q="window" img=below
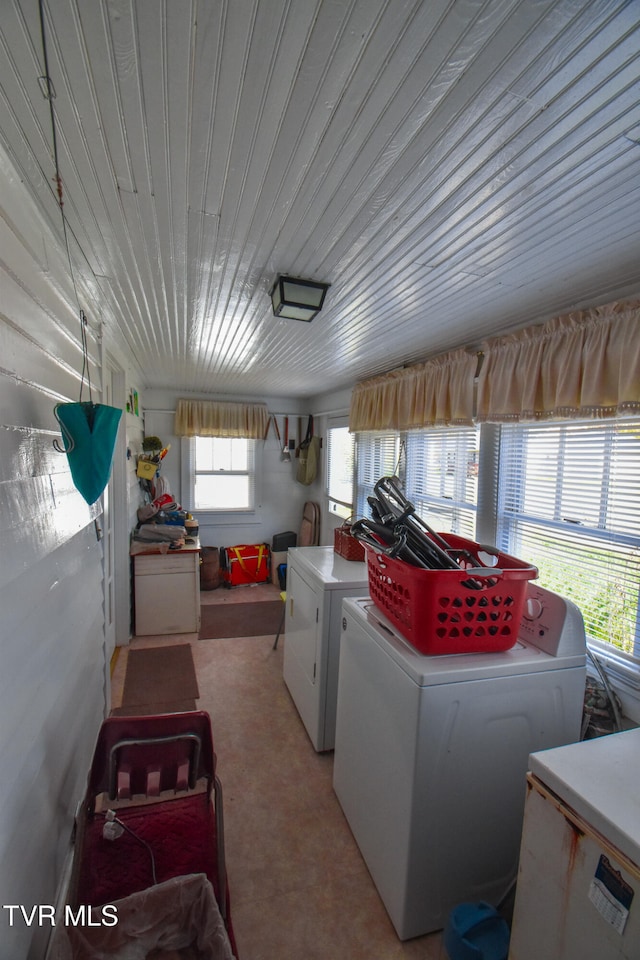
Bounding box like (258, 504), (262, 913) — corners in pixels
(187, 436), (257, 512)
(405, 426), (480, 538)
(350, 415), (640, 679)
(355, 432), (400, 517)
(497, 418), (640, 660)
(326, 422), (355, 520)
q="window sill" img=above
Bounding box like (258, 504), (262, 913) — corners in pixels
(193, 507), (262, 525)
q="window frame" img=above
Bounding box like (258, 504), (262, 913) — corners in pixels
(495, 417), (640, 665)
(326, 417), (356, 521)
(181, 435), (261, 519)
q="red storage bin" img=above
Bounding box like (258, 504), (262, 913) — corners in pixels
(334, 521), (366, 562)
(221, 543), (270, 586)
(365, 533), (537, 655)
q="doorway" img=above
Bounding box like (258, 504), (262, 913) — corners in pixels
(103, 360), (128, 714)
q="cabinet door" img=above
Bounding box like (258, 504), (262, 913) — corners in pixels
(134, 553), (200, 635)
(509, 781), (640, 960)
(286, 565), (321, 684)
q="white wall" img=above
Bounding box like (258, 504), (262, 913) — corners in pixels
(0, 150), (143, 960)
(143, 390), (320, 549)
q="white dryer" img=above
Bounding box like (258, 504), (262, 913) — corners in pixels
(283, 547), (368, 751)
(332, 584), (587, 940)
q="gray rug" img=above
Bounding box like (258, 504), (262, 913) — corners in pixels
(113, 644), (199, 716)
(199, 599), (284, 639)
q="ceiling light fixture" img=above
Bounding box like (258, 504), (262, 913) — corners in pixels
(270, 276), (329, 322)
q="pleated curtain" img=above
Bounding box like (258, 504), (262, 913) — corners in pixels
(476, 299), (640, 422)
(349, 348), (478, 432)
(349, 299), (639, 431)
(174, 399), (269, 438)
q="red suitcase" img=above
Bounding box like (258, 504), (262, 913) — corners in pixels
(221, 543), (270, 586)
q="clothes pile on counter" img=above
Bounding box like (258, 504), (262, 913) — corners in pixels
(133, 476), (199, 547)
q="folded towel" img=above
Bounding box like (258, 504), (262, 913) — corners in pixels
(134, 524), (187, 542)
(137, 503), (159, 522)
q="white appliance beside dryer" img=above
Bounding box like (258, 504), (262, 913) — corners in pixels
(508, 727), (640, 960)
(283, 546), (368, 751)
(332, 584), (587, 940)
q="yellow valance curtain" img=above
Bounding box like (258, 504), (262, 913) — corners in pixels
(476, 299), (640, 422)
(349, 348), (477, 432)
(174, 399), (269, 438)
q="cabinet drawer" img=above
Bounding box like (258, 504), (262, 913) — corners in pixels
(134, 553), (197, 576)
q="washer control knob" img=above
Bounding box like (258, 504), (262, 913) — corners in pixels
(524, 597), (544, 620)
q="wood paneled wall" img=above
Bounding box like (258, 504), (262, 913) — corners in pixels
(0, 151), (142, 960)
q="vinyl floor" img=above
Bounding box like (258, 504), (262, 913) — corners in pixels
(111, 582), (445, 960)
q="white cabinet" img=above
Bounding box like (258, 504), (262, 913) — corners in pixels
(133, 547), (201, 636)
(283, 546), (368, 751)
(509, 729), (640, 960)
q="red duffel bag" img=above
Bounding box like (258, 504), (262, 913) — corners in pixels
(221, 544), (270, 587)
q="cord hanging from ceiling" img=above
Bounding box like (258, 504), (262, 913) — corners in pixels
(38, 0), (92, 405)
(37, 2), (124, 504)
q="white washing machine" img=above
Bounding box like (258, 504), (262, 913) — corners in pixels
(332, 584), (587, 940)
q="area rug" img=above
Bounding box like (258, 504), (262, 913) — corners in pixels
(199, 599), (284, 640)
(111, 699), (197, 717)
(114, 644), (199, 716)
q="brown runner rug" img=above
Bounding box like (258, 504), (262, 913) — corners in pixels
(111, 699), (198, 717)
(199, 599), (284, 640)
(112, 644), (199, 716)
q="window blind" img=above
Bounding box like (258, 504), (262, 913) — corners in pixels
(498, 418), (640, 658)
(355, 433), (400, 517)
(405, 427), (480, 538)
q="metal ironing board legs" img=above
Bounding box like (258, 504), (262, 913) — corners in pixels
(273, 591), (286, 650)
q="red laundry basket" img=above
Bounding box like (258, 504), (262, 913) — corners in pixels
(365, 533), (537, 655)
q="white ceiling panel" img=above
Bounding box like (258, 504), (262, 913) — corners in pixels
(1, 0), (639, 398)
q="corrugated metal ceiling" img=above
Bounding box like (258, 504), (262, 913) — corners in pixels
(1, 0), (639, 398)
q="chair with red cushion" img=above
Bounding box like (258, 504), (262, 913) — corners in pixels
(69, 711), (236, 956)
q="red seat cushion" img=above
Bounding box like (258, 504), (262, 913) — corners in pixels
(76, 795), (219, 907)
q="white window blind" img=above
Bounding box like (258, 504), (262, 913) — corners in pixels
(355, 432), (400, 517)
(498, 418), (640, 659)
(327, 423), (355, 520)
(185, 436), (256, 512)
(404, 427), (480, 538)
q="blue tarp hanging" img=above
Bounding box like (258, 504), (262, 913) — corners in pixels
(54, 401), (122, 505)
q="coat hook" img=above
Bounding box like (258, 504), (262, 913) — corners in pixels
(53, 403), (75, 452)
